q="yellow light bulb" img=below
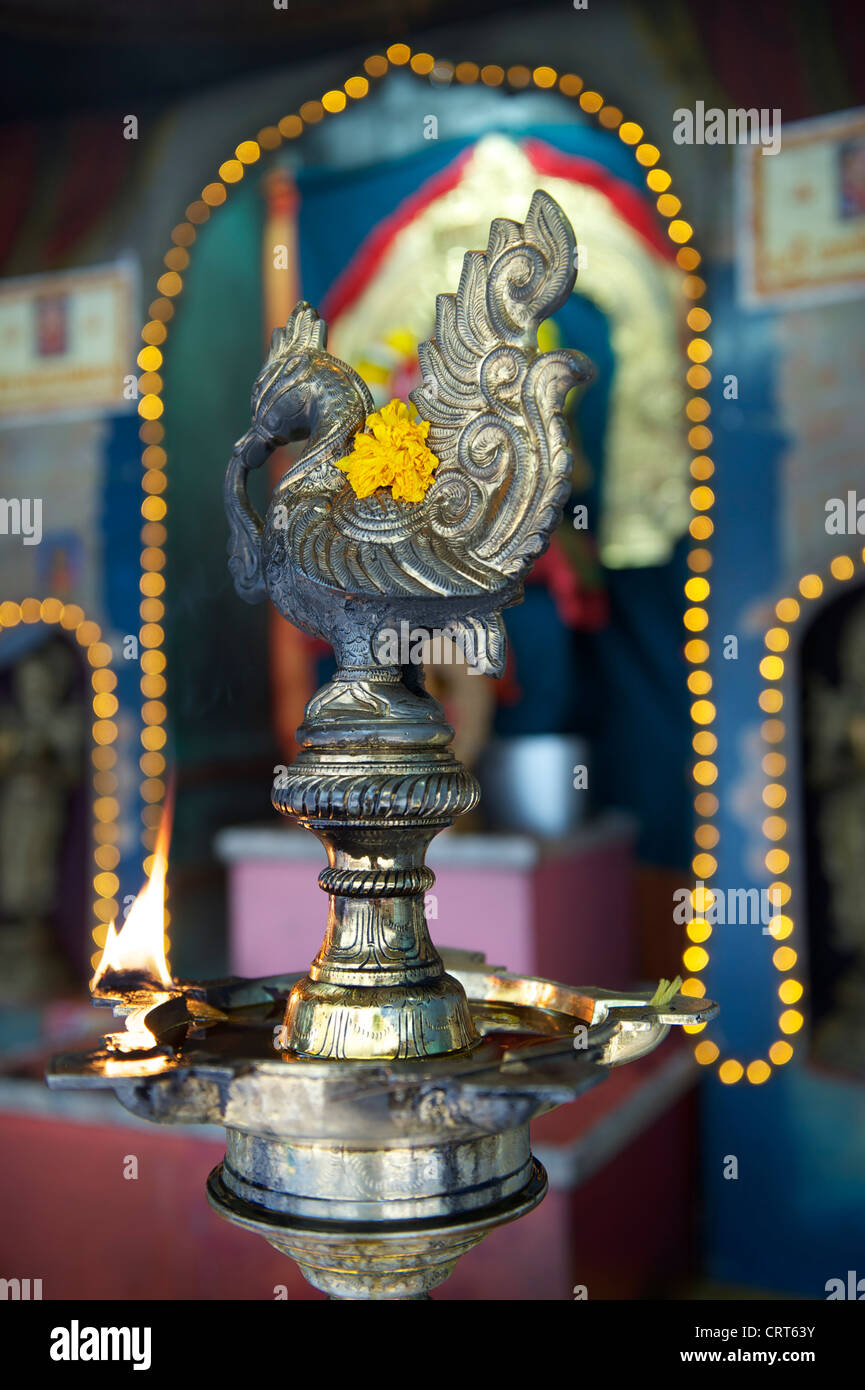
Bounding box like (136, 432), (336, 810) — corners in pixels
(798, 574), (823, 599)
(747, 1060), (771, 1085)
(779, 1009), (804, 1035)
(775, 597), (799, 622)
(760, 657), (784, 682)
(719, 1060), (744, 1084)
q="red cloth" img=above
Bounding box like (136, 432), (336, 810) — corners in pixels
(529, 537), (609, 632)
(0, 123), (38, 270)
(0, 116), (134, 273)
(43, 117), (134, 267)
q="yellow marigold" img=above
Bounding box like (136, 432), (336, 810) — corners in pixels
(334, 399), (439, 503)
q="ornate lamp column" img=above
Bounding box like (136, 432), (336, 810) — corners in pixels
(274, 667), (479, 1058)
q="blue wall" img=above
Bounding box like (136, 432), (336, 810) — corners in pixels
(703, 265), (865, 1295)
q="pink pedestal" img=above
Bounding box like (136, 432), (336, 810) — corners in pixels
(215, 813), (637, 988)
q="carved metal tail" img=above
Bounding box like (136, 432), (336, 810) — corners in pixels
(494, 347), (593, 578)
(225, 428), (269, 603)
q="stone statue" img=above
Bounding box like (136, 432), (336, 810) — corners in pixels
(0, 638), (84, 998)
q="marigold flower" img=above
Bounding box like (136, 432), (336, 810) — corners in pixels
(334, 399), (439, 503)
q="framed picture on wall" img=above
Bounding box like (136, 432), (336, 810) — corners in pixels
(0, 260), (137, 424)
(738, 106), (865, 308)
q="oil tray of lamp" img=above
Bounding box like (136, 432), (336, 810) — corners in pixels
(48, 191), (718, 1301)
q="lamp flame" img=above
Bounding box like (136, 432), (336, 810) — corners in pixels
(91, 792), (175, 1050)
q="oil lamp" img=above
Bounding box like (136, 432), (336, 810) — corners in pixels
(49, 191), (717, 1300)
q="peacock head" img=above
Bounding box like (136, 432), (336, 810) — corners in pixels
(250, 348), (321, 447)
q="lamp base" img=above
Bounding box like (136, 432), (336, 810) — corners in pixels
(207, 1157), (548, 1300)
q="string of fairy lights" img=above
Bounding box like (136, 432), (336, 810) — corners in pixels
(0, 599), (120, 966)
(110, 44), (717, 1043)
(689, 554), (860, 1084)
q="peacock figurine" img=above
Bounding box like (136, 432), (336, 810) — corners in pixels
(224, 189), (591, 678)
(224, 190), (592, 1060)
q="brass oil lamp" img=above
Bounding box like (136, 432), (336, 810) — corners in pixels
(49, 192), (716, 1300)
